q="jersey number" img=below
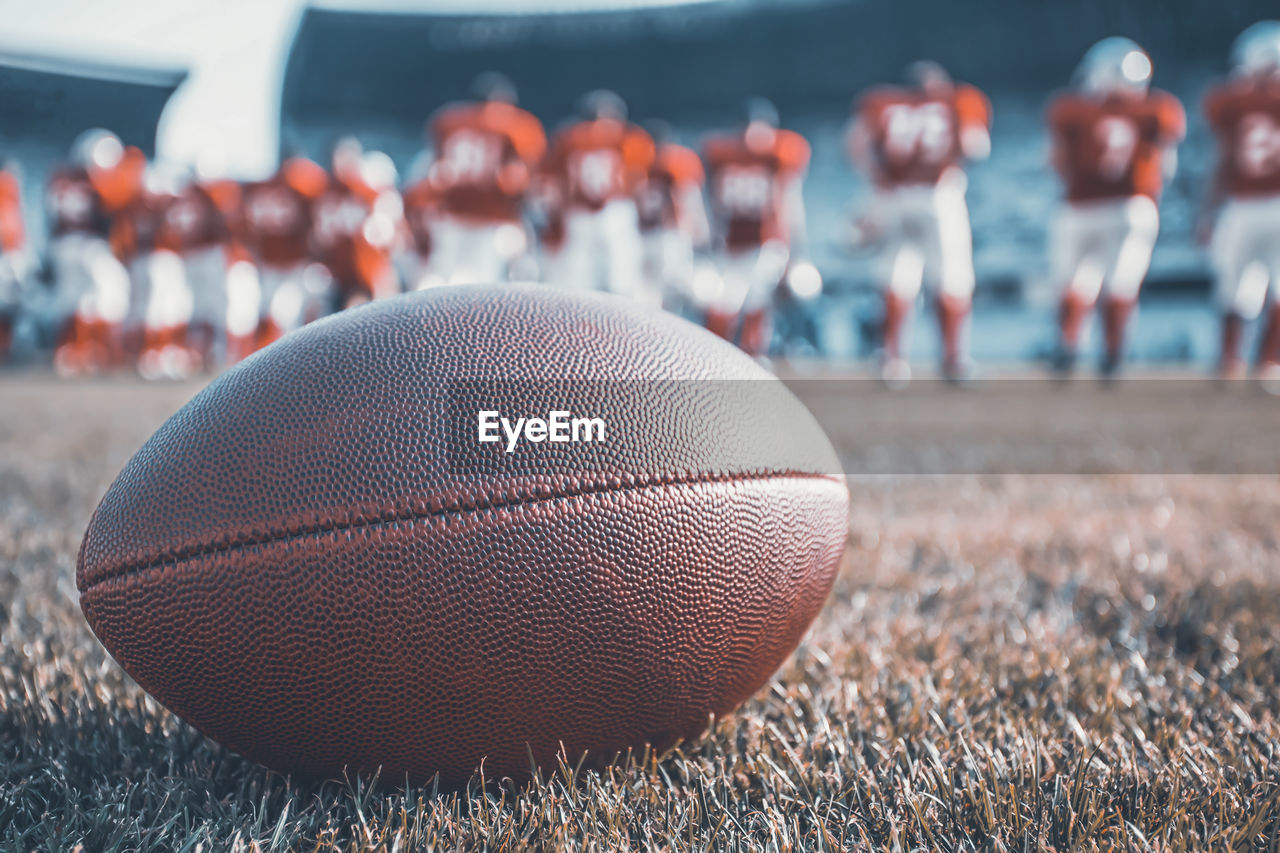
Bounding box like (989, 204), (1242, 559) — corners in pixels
(247, 191), (300, 233)
(441, 130), (503, 184)
(1238, 112), (1280, 179)
(569, 150), (622, 202)
(716, 166), (772, 215)
(314, 197), (370, 245)
(1094, 117), (1138, 181)
(881, 103), (954, 164)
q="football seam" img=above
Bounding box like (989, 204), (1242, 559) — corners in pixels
(80, 469), (848, 591)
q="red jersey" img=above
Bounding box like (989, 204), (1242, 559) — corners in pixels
(429, 101), (546, 222)
(0, 170), (24, 254)
(1205, 77), (1280, 198)
(111, 191), (166, 263)
(636, 143), (704, 232)
(312, 172), (398, 297)
(241, 157), (328, 268)
(47, 146), (145, 239)
(1047, 90), (1186, 202)
(155, 182), (233, 254)
(857, 83), (991, 186)
(704, 127), (810, 249)
(544, 119), (655, 211)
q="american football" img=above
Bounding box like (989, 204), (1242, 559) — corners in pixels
(76, 285), (849, 785)
(4, 0), (1280, 848)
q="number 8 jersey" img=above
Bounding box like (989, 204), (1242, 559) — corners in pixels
(1047, 89), (1185, 202)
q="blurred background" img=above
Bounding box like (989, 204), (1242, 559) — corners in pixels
(2, 0), (1276, 365)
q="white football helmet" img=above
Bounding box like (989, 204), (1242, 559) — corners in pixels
(70, 128), (124, 171)
(1231, 21), (1280, 78)
(1074, 37), (1153, 97)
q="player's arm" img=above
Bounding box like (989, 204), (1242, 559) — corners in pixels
(958, 86), (993, 162)
(1159, 94), (1188, 184)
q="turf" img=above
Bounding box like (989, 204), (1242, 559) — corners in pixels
(1, 376), (1278, 851)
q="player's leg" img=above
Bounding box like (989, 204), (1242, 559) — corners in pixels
(547, 209), (598, 292)
(638, 230), (667, 308)
(185, 246), (230, 370)
(1050, 204), (1103, 376)
(51, 235), (93, 374)
(0, 256), (18, 361)
(603, 200), (644, 301)
(417, 216), (462, 289)
(878, 211), (924, 388)
(490, 220), (529, 283)
(1254, 217), (1280, 390)
(86, 237), (132, 371)
(930, 185), (977, 383)
(139, 249), (195, 380)
(224, 257), (261, 365)
(1210, 200), (1264, 379)
(705, 248), (754, 346)
(1099, 197), (1159, 379)
(737, 240), (789, 358)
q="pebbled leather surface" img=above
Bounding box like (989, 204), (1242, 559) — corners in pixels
(78, 284), (849, 785)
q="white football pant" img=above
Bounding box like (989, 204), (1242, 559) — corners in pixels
(1211, 195), (1280, 320)
(51, 233), (131, 325)
(704, 239), (790, 315)
(414, 216), (528, 289)
(544, 199), (643, 299)
(873, 169), (975, 302)
(1051, 195), (1159, 304)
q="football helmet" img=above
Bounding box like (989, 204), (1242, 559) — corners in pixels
(906, 60), (953, 96)
(743, 97), (780, 149)
(472, 71), (517, 105)
(1231, 21), (1280, 78)
(70, 128), (124, 171)
(330, 135), (364, 181)
(1074, 37), (1153, 97)
(745, 97), (779, 129)
(579, 90), (627, 122)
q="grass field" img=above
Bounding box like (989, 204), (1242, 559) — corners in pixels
(1, 374), (1278, 851)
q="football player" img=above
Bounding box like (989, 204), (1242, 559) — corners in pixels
(702, 99), (811, 357)
(1201, 21), (1280, 384)
(112, 164), (197, 379)
(155, 165), (244, 371)
(311, 137), (402, 311)
(399, 154), (437, 290)
(541, 90), (654, 298)
(240, 150), (329, 348)
(413, 74), (545, 289)
(0, 159), (32, 361)
(1047, 37), (1185, 378)
(848, 61), (991, 386)
(47, 129), (145, 375)
(636, 121), (710, 308)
